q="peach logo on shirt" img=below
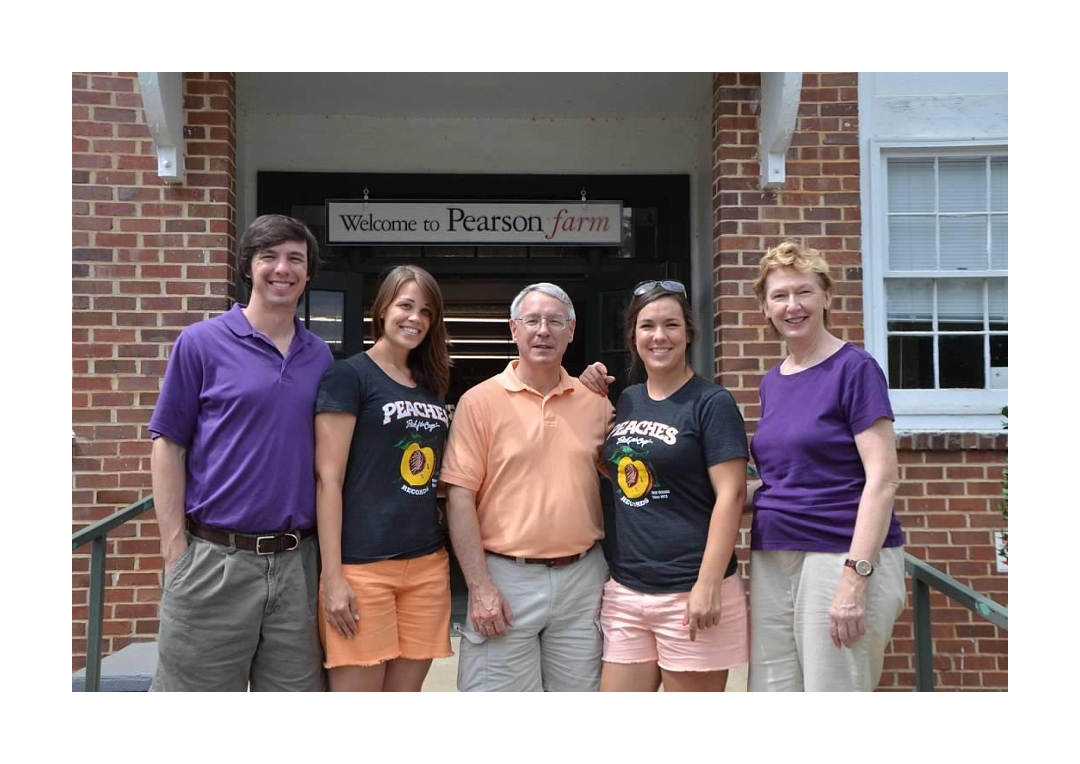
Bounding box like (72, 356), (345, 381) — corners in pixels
(609, 445), (656, 502)
(396, 434), (435, 487)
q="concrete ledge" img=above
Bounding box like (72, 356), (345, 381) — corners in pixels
(72, 641), (157, 692)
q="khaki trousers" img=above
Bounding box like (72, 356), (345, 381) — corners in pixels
(152, 533), (325, 692)
(456, 545), (607, 692)
(748, 547), (905, 692)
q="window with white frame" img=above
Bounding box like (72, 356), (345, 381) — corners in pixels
(882, 152), (1007, 403)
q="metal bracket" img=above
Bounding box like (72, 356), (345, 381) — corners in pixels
(137, 72), (185, 184)
(760, 72), (802, 189)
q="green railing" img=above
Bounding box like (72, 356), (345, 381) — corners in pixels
(72, 494), (155, 692)
(905, 552), (1008, 691)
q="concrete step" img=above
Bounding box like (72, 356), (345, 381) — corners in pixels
(72, 641), (157, 692)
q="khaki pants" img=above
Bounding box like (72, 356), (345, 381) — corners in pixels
(152, 533), (325, 692)
(748, 547), (905, 692)
(456, 546), (607, 692)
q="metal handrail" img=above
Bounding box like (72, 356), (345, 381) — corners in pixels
(905, 552), (1008, 691)
(72, 494), (155, 692)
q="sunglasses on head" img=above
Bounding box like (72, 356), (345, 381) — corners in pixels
(633, 280), (687, 297)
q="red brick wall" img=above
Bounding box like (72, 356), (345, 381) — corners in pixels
(880, 435), (1008, 690)
(71, 72), (237, 671)
(712, 72), (1008, 690)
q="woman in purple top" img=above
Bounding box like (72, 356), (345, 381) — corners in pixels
(748, 241), (905, 692)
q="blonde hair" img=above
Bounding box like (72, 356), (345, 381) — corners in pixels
(753, 240), (834, 328)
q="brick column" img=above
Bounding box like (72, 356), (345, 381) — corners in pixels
(71, 72), (237, 670)
(712, 72), (862, 422)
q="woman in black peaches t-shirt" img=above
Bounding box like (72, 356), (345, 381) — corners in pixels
(314, 265), (452, 692)
(598, 280), (749, 692)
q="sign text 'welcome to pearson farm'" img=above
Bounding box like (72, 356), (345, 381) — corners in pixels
(326, 200), (623, 246)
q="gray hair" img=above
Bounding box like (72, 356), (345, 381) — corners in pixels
(509, 282), (576, 322)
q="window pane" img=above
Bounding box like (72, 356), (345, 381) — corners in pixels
(889, 216), (936, 270)
(938, 279), (984, 327)
(991, 216), (1008, 270)
(616, 207), (659, 260)
(888, 159), (935, 213)
(988, 279), (1007, 324)
(888, 335), (934, 389)
(940, 215), (988, 271)
(990, 335), (1008, 389)
(886, 280), (933, 331)
(309, 290), (344, 354)
(939, 157), (987, 213)
(990, 158), (1008, 212)
(939, 335), (985, 388)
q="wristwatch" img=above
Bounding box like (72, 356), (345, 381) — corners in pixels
(844, 558), (874, 577)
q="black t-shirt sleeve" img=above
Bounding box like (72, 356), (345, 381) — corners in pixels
(316, 358), (363, 415)
(700, 388), (749, 467)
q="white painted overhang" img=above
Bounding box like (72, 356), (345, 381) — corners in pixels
(137, 72), (185, 183)
(759, 72), (802, 189)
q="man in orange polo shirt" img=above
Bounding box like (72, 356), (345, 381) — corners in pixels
(441, 283), (615, 692)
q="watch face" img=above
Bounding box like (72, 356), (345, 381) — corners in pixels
(855, 559), (873, 576)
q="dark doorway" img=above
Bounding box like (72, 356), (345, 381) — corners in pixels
(259, 172), (692, 626)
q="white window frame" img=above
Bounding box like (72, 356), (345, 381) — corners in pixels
(863, 140), (1008, 433)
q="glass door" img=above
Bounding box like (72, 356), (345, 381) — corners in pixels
(297, 271), (364, 358)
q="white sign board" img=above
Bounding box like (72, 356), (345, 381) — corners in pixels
(326, 200), (623, 246)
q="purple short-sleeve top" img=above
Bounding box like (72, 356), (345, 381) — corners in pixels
(750, 343), (904, 552)
(149, 304), (333, 533)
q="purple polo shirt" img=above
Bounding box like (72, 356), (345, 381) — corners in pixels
(149, 303), (333, 533)
(750, 343), (904, 552)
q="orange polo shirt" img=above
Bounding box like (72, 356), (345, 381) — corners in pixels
(441, 361), (615, 558)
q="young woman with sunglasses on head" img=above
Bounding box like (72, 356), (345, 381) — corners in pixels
(588, 280), (750, 692)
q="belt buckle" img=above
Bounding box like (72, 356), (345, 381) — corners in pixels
(544, 558), (556, 568)
(255, 533), (300, 555)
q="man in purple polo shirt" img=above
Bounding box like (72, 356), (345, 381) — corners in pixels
(148, 214), (333, 691)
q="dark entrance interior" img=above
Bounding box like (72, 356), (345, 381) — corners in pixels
(257, 171), (691, 625)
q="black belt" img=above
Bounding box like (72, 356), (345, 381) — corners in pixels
(488, 543), (594, 568)
(187, 520), (315, 555)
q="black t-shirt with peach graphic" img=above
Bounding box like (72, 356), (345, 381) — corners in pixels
(316, 352), (449, 563)
(604, 375), (748, 593)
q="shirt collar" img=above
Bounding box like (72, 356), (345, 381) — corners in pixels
(496, 360), (575, 397)
(222, 302), (313, 346)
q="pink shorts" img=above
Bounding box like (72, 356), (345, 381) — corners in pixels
(600, 576), (749, 673)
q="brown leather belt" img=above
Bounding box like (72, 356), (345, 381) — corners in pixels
(488, 544), (594, 568)
(188, 520), (316, 555)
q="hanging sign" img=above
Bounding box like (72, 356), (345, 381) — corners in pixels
(326, 200), (623, 246)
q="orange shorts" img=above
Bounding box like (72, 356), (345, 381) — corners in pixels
(319, 547), (453, 668)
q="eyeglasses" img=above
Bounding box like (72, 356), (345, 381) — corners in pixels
(633, 280), (687, 297)
(512, 314), (570, 331)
